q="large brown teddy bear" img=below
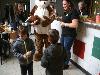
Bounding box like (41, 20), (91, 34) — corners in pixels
(28, 0), (55, 61)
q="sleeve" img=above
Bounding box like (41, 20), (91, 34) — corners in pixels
(41, 49), (48, 68)
(30, 5), (37, 15)
(71, 9), (79, 20)
(13, 41), (24, 61)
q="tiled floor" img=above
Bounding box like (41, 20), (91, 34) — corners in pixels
(0, 35), (86, 75)
(0, 57), (86, 75)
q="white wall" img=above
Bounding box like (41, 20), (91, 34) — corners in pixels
(30, 0), (35, 12)
(72, 23), (100, 75)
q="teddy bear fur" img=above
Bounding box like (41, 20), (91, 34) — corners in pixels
(28, 0), (54, 27)
(28, 0), (55, 61)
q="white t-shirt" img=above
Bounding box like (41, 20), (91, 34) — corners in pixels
(51, 20), (62, 43)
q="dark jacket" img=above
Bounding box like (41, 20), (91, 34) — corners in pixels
(15, 11), (27, 30)
(41, 43), (67, 75)
(77, 9), (88, 16)
(15, 11), (27, 23)
(13, 38), (35, 65)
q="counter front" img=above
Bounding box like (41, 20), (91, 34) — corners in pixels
(71, 22), (100, 75)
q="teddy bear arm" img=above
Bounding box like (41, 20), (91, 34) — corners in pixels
(30, 5), (38, 16)
(47, 6), (54, 16)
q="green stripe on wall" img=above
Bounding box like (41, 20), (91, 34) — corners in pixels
(92, 37), (100, 60)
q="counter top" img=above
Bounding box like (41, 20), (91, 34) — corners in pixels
(81, 22), (100, 30)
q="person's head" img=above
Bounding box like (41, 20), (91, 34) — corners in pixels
(15, 3), (24, 13)
(47, 29), (59, 44)
(78, 1), (85, 10)
(19, 29), (29, 40)
(18, 3), (24, 12)
(62, 0), (73, 11)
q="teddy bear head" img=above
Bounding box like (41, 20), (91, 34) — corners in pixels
(28, 0), (54, 27)
(35, 0), (50, 8)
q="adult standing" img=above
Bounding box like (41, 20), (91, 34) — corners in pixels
(60, 0), (79, 69)
(14, 2), (27, 30)
(77, 1), (88, 16)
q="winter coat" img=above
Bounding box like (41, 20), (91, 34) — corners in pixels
(41, 43), (67, 75)
(13, 38), (35, 65)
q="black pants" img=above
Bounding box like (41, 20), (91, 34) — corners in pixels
(20, 62), (33, 75)
(46, 69), (63, 75)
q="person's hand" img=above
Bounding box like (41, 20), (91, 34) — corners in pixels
(26, 51), (32, 57)
(56, 16), (62, 21)
(19, 20), (23, 24)
(23, 54), (27, 59)
(34, 20), (39, 24)
(31, 22), (34, 26)
(60, 22), (65, 27)
(31, 20), (39, 26)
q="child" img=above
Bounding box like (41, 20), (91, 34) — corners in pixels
(41, 29), (67, 75)
(13, 29), (35, 75)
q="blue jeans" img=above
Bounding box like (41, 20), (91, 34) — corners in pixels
(60, 35), (75, 65)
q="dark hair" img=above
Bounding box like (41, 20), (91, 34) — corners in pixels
(48, 29), (59, 44)
(14, 3), (24, 15)
(19, 29), (29, 37)
(63, 0), (74, 9)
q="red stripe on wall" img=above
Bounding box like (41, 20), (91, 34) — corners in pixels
(73, 39), (85, 59)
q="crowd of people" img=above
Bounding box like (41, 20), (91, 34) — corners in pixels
(0, 0), (89, 75)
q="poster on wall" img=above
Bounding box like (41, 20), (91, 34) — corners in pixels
(92, 36), (100, 60)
